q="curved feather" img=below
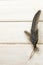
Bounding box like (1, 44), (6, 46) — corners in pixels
(31, 10), (41, 31)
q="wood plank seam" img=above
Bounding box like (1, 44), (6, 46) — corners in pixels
(0, 20), (43, 22)
(0, 43), (42, 45)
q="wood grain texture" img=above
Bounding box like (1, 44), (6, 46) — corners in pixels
(0, 22), (42, 44)
(0, 0), (43, 65)
(0, 0), (43, 21)
(0, 44), (42, 65)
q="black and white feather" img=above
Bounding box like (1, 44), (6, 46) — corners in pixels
(24, 10), (41, 59)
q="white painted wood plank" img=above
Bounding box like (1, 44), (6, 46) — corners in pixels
(0, 1), (43, 65)
(0, 44), (42, 65)
(0, 22), (42, 43)
(0, 0), (43, 21)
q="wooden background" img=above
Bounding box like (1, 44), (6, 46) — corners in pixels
(0, 0), (43, 65)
